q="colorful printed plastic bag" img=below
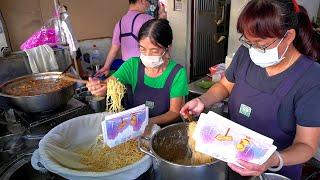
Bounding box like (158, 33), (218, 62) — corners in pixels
(101, 104), (149, 148)
(20, 20), (58, 51)
(193, 111), (277, 166)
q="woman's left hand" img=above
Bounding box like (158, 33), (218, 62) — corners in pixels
(228, 153), (278, 177)
(143, 121), (154, 137)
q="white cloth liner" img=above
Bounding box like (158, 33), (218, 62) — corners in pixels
(34, 113), (157, 180)
(25, 44), (59, 73)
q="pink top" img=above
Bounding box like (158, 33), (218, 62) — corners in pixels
(112, 10), (153, 61)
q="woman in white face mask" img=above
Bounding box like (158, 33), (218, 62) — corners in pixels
(87, 19), (188, 129)
(181, 0), (320, 179)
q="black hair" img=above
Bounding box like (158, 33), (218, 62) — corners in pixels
(129, 0), (138, 4)
(237, 0), (320, 60)
(138, 19), (173, 48)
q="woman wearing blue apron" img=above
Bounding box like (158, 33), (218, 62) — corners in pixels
(95, 0), (154, 77)
(87, 19), (188, 128)
(181, 0), (320, 179)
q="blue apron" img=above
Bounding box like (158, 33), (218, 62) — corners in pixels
(129, 61), (182, 119)
(228, 57), (313, 179)
(119, 13), (142, 43)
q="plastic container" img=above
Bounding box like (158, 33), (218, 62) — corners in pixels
(90, 45), (102, 66)
(212, 74), (222, 82)
(86, 95), (106, 113)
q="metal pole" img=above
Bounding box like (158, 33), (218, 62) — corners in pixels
(53, 0), (66, 44)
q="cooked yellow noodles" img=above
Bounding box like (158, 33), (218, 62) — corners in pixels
(106, 78), (126, 113)
(78, 135), (144, 172)
(188, 122), (214, 165)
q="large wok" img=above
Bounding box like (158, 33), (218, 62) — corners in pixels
(0, 72), (76, 113)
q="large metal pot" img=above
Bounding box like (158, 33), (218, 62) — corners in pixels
(251, 173), (290, 180)
(139, 123), (227, 180)
(0, 72), (75, 113)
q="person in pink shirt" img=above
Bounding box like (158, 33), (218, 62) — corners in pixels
(96, 0), (154, 76)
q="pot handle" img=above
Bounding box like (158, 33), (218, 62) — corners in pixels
(138, 136), (157, 159)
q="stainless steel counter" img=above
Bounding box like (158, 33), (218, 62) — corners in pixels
(188, 76), (212, 95)
(188, 76), (228, 116)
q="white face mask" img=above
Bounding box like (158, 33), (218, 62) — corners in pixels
(249, 34), (289, 68)
(140, 51), (165, 68)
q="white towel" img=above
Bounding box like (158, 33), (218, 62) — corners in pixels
(25, 45), (59, 73)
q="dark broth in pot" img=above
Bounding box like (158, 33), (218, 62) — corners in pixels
(4, 79), (74, 96)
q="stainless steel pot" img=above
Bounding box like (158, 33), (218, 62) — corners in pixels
(0, 72), (75, 113)
(138, 123), (227, 180)
(251, 173), (290, 180)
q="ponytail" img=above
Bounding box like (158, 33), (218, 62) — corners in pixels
(293, 6), (320, 61)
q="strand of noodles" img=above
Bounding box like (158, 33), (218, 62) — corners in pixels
(188, 122), (214, 165)
(106, 78), (126, 113)
(78, 136), (144, 172)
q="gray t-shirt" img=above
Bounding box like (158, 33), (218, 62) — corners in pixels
(225, 46), (320, 136)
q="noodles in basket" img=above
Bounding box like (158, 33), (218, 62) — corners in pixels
(78, 135), (144, 172)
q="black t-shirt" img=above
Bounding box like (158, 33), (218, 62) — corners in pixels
(225, 46), (320, 136)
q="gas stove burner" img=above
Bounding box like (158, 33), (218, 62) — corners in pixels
(14, 98), (93, 134)
(0, 112), (5, 125)
(22, 107), (67, 118)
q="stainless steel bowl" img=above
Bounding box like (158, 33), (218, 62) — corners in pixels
(139, 123), (227, 180)
(0, 72), (75, 113)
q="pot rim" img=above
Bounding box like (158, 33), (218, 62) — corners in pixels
(148, 122), (221, 168)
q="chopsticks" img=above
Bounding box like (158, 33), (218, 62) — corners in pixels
(55, 64), (74, 83)
(61, 75), (88, 84)
(61, 75), (108, 86)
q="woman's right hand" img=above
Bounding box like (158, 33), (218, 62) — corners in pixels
(158, 2), (167, 19)
(94, 66), (109, 77)
(180, 98), (205, 118)
(86, 77), (107, 97)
